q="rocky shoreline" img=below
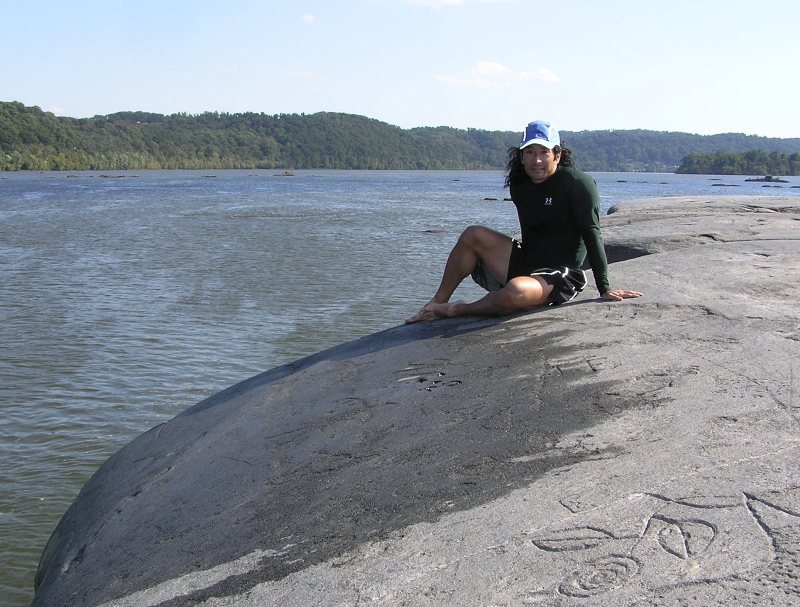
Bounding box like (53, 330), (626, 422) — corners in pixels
(33, 196), (800, 606)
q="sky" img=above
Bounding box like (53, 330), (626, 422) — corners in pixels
(2, 0), (799, 138)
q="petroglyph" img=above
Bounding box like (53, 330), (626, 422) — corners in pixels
(532, 527), (626, 553)
(557, 555), (641, 598)
(395, 363), (464, 392)
(740, 493), (800, 598)
(526, 489), (800, 601)
(648, 516), (715, 560)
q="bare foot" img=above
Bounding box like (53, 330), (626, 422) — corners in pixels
(405, 307), (429, 324)
(405, 299), (436, 324)
(405, 301), (462, 324)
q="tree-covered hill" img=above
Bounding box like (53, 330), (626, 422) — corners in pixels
(3, 101), (800, 172)
(562, 129), (800, 173)
(676, 149), (800, 175)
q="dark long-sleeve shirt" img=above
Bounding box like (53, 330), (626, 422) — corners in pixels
(509, 166), (610, 294)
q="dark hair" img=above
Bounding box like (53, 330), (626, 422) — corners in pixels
(504, 144), (575, 188)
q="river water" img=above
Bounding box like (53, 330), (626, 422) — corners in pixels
(2, 169), (799, 605)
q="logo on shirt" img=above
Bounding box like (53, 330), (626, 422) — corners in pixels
(544, 197), (553, 206)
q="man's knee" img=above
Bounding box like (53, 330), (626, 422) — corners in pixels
(503, 277), (550, 310)
(458, 225), (490, 249)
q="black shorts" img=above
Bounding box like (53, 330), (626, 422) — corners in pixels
(471, 239), (587, 306)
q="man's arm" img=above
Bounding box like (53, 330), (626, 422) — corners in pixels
(571, 175), (643, 301)
(570, 176), (611, 294)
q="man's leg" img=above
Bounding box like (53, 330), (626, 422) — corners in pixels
(409, 275), (553, 322)
(406, 226), (513, 323)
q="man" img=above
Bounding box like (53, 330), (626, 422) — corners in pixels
(405, 120), (642, 324)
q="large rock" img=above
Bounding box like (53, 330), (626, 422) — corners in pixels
(33, 196), (800, 607)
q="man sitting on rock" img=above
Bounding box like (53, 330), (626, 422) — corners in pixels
(406, 120), (642, 324)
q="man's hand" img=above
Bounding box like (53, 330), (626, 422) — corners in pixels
(601, 288), (643, 301)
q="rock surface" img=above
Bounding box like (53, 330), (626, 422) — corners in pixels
(33, 196), (800, 607)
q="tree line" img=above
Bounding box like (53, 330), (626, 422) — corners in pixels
(3, 101), (800, 173)
(676, 150), (800, 175)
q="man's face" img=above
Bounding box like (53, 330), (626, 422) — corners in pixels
(522, 144), (561, 183)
